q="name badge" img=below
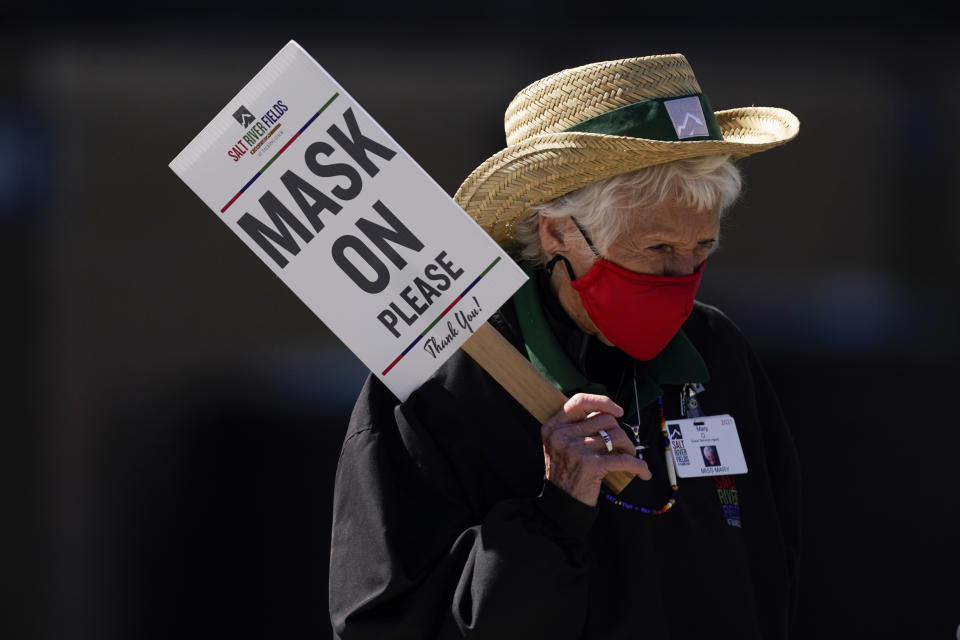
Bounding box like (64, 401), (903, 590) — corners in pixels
(666, 414), (748, 478)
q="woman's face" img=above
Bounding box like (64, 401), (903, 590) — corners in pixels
(538, 198), (720, 345)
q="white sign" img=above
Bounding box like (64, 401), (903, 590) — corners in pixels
(170, 41), (527, 400)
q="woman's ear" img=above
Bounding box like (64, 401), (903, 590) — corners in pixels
(538, 215), (570, 256)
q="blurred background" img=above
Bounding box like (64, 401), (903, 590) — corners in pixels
(2, 3), (959, 638)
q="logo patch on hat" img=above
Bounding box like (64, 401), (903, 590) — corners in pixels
(665, 97), (709, 139)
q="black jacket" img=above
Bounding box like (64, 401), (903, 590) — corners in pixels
(329, 294), (801, 640)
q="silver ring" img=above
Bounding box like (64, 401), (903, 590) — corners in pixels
(597, 429), (613, 453)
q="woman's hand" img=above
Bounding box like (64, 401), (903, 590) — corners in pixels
(541, 393), (652, 506)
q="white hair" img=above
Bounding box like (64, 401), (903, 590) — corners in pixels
(512, 155), (743, 265)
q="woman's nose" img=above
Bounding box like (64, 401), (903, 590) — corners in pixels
(663, 252), (699, 276)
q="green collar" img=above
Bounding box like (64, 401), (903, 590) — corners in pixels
(511, 270), (709, 411)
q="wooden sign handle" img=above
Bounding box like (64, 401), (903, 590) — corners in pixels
(462, 322), (634, 494)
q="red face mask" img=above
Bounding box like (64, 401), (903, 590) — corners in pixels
(547, 252), (703, 361)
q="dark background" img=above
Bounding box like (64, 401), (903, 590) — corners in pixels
(3, 4), (959, 639)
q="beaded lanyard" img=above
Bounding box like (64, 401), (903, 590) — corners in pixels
(600, 363), (679, 515)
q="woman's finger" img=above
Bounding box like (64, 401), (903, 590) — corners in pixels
(542, 394), (622, 440)
(583, 426), (635, 456)
(561, 412), (620, 437)
(561, 393), (623, 422)
(600, 454), (653, 481)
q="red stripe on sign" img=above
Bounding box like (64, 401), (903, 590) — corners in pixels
(220, 190), (245, 214)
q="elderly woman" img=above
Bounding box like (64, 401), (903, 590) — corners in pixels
(329, 55), (801, 640)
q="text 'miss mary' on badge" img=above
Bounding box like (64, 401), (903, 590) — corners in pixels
(169, 41), (527, 401)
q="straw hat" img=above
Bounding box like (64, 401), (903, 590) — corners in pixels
(453, 54), (799, 249)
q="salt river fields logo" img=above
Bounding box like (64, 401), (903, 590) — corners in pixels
(227, 100), (290, 161)
(668, 422), (690, 467)
(670, 440), (690, 466)
(233, 106), (256, 128)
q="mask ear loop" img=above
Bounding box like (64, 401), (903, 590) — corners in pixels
(544, 216), (601, 281)
(568, 217), (601, 258)
(545, 253), (577, 281)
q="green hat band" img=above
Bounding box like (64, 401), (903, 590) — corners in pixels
(564, 93), (723, 142)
